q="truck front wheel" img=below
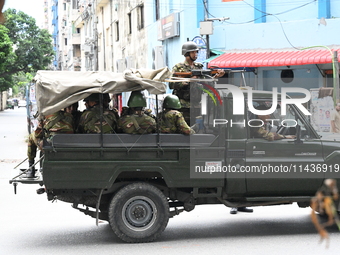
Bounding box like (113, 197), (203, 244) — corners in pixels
(108, 182), (169, 243)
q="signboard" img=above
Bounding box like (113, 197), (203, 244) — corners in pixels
(157, 12), (180, 41)
(192, 36), (207, 64)
(310, 88), (333, 132)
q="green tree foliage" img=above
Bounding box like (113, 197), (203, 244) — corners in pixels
(0, 9), (54, 91)
(0, 24), (12, 70)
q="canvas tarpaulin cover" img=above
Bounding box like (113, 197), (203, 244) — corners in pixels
(34, 67), (172, 116)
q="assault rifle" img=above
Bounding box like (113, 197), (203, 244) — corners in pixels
(172, 69), (220, 78)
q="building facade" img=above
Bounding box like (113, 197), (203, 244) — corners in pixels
(49, 1), (340, 99)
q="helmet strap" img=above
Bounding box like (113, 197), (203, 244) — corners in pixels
(185, 55), (195, 65)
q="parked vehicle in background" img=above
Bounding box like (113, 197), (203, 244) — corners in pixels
(6, 99), (14, 110)
(11, 98), (18, 106)
(18, 100), (27, 108)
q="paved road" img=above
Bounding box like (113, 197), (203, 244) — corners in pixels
(0, 107), (339, 255)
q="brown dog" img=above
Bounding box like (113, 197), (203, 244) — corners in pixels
(311, 179), (340, 248)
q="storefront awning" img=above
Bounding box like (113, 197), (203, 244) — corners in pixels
(208, 48), (339, 68)
(203, 49), (225, 63)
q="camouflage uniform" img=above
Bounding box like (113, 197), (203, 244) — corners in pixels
(158, 109), (195, 135)
(253, 126), (284, 141)
(27, 111), (74, 161)
(118, 114), (156, 134)
(171, 60), (203, 125)
(144, 108), (156, 119)
(77, 105), (118, 134)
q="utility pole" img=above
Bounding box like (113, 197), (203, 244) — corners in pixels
(200, 1), (229, 60)
(334, 51), (339, 104)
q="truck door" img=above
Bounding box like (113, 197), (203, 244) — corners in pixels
(245, 102), (324, 196)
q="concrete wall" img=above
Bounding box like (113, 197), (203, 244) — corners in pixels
(209, 0), (340, 51)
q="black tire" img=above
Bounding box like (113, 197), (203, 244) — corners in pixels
(108, 182), (169, 243)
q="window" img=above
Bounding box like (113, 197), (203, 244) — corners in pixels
(127, 13), (132, 34)
(115, 21), (119, 41)
(247, 101), (317, 139)
(65, 38), (67, 46)
(137, 4), (144, 30)
(73, 44), (81, 57)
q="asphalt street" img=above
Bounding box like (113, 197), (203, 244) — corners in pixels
(0, 107), (339, 255)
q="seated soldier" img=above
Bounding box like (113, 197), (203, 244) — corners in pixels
(118, 91), (156, 134)
(158, 95), (195, 135)
(77, 93), (118, 134)
(26, 108), (74, 178)
(65, 102), (81, 132)
(103, 93), (120, 120)
(250, 104), (295, 141)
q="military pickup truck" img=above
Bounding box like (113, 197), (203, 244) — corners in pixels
(10, 68), (340, 243)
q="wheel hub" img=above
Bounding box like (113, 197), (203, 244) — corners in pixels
(122, 196), (158, 231)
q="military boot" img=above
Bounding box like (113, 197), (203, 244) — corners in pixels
(25, 160), (36, 178)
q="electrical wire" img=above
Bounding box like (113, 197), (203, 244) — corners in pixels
(239, 0), (338, 104)
(201, 0), (216, 19)
(242, 0), (317, 16)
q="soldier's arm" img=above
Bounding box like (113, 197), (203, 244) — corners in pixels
(176, 112), (195, 135)
(171, 65), (189, 90)
(256, 127), (284, 141)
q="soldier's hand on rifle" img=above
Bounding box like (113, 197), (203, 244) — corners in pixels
(213, 69), (225, 78)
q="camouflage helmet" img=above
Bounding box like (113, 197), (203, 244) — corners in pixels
(182, 41), (199, 56)
(163, 95), (181, 109)
(128, 91), (147, 108)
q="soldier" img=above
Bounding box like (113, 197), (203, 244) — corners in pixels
(158, 95), (195, 135)
(77, 93), (118, 134)
(26, 109), (74, 178)
(144, 108), (156, 119)
(171, 41), (224, 125)
(65, 102), (81, 132)
(118, 91), (156, 134)
(103, 93), (120, 121)
(171, 41), (203, 125)
(250, 104), (295, 141)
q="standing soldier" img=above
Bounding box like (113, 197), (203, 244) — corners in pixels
(158, 95), (195, 135)
(171, 41), (224, 125)
(26, 109), (74, 178)
(77, 93), (118, 134)
(171, 41), (203, 125)
(118, 91), (156, 134)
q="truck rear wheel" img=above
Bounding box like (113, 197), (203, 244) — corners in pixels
(108, 182), (169, 243)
